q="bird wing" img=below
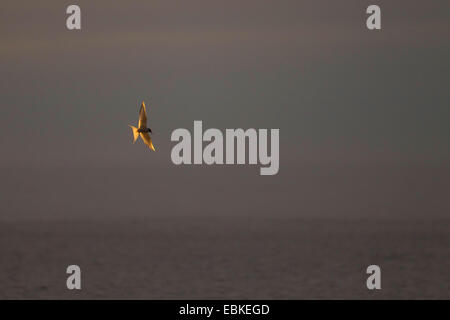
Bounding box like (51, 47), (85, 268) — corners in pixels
(140, 132), (155, 151)
(138, 101), (148, 129)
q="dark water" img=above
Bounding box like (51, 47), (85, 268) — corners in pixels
(0, 218), (448, 299)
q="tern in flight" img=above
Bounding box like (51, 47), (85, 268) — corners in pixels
(129, 101), (156, 151)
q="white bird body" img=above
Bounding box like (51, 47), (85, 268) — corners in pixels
(129, 101), (155, 151)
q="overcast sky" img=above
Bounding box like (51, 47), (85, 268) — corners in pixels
(0, 1), (449, 219)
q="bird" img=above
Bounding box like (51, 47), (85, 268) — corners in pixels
(129, 101), (156, 151)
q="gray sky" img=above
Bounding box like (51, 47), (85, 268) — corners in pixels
(0, 1), (449, 219)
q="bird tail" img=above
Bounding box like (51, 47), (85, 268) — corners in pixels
(128, 125), (139, 143)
